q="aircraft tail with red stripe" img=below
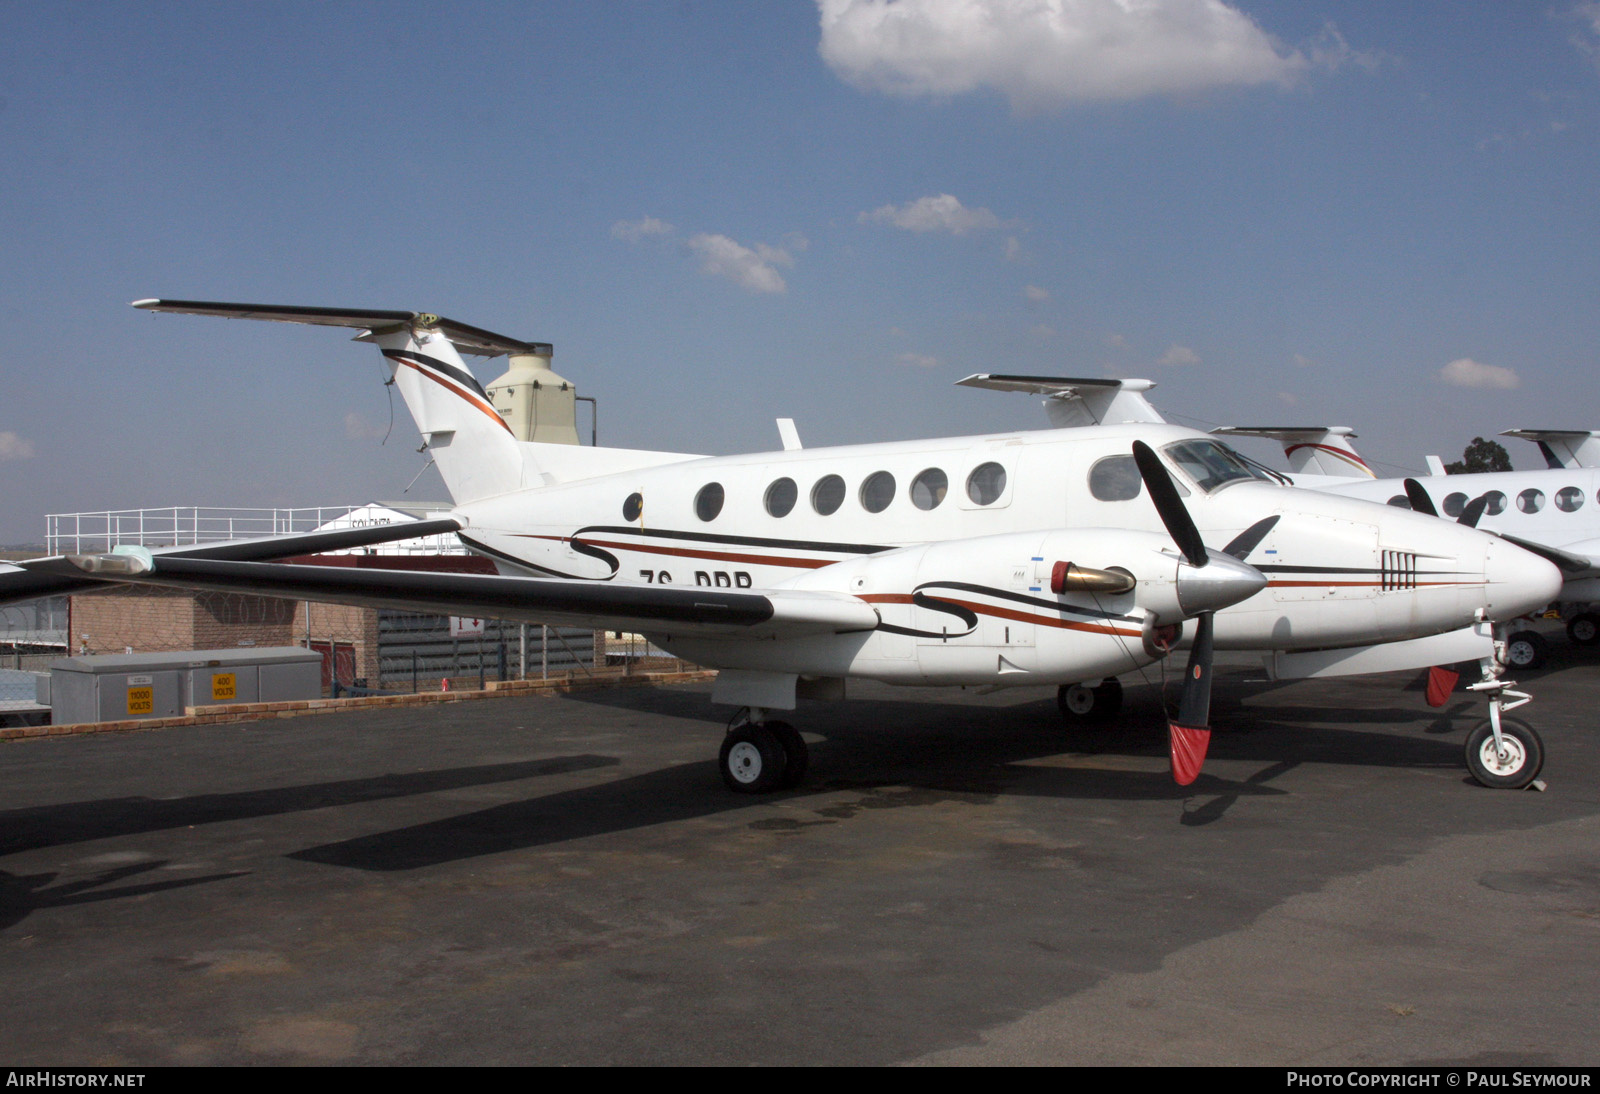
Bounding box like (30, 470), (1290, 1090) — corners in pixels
(1210, 426), (1375, 479)
(370, 325), (527, 503)
(132, 300), (705, 506)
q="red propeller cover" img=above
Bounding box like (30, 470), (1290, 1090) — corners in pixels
(1425, 665), (1459, 708)
(1169, 721), (1211, 785)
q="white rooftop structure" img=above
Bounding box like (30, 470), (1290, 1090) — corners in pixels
(45, 503), (465, 557)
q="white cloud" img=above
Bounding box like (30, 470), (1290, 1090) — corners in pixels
(1156, 343), (1200, 367)
(1571, 3), (1600, 70)
(897, 352), (940, 368)
(1291, 352), (1314, 368)
(1276, 391), (1299, 406)
(1103, 332), (1129, 350)
(1030, 323), (1056, 340)
(687, 233), (793, 294)
(1004, 236), (1023, 261)
(1023, 284), (1050, 303)
(0, 432), (34, 460)
(1439, 357), (1520, 390)
(818, 0), (1311, 111)
(611, 216), (675, 242)
(862, 194), (1001, 235)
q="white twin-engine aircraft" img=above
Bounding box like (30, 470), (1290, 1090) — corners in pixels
(14, 301), (1562, 793)
(1214, 425), (1600, 669)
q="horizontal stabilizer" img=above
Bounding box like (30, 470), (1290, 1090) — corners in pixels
(132, 299), (546, 358)
(1499, 429), (1600, 470)
(50, 555), (880, 639)
(957, 374), (1164, 428)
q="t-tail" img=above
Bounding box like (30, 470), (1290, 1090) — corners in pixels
(1210, 426), (1374, 479)
(131, 300), (698, 505)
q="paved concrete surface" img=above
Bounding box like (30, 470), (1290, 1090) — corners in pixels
(1, 645), (1596, 1066)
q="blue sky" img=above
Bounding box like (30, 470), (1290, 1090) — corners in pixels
(2, 1), (1598, 543)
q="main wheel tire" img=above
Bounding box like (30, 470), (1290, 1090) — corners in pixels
(766, 720), (808, 789)
(1464, 717), (1544, 790)
(1504, 630), (1549, 670)
(1566, 613), (1600, 646)
(719, 724), (788, 793)
(1057, 678), (1123, 725)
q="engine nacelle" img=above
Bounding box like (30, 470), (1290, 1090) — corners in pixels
(658, 528), (1261, 688)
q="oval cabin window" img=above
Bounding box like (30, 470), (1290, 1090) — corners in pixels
(860, 471), (896, 514)
(967, 462), (1007, 506)
(765, 478), (798, 518)
(910, 468), (947, 511)
(812, 474), (846, 516)
(695, 483), (725, 522)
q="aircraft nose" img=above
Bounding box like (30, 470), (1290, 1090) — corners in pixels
(1176, 550), (1269, 616)
(1482, 537), (1563, 621)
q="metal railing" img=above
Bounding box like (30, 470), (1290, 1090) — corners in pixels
(45, 505), (464, 556)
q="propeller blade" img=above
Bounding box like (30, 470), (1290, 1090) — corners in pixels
(1403, 478), (1438, 517)
(1457, 495), (1488, 528)
(1132, 441), (1208, 568)
(1220, 515), (1280, 561)
(1175, 611), (1215, 728)
(1169, 611), (1215, 786)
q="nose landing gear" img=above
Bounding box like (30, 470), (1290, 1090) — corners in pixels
(1463, 633), (1545, 790)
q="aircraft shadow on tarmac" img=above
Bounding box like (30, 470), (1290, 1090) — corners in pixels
(0, 673), (1494, 878)
(0, 755), (618, 857)
(288, 680), (1480, 872)
(0, 860), (249, 931)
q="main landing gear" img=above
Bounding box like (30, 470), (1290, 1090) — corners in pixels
(1056, 677), (1123, 725)
(1463, 631), (1545, 790)
(720, 708), (808, 793)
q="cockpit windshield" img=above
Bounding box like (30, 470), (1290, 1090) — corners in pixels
(1161, 439), (1274, 494)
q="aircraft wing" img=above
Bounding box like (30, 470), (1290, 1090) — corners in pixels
(1494, 533), (1600, 576)
(0, 518), (463, 606)
(38, 554), (880, 639)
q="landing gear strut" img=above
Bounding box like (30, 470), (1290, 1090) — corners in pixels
(1057, 677), (1123, 724)
(719, 708), (808, 793)
(1463, 632), (1545, 790)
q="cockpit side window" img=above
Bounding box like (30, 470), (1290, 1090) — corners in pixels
(1161, 440), (1266, 494)
(1088, 455), (1143, 501)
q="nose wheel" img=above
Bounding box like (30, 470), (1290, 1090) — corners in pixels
(1464, 634), (1544, 790)
(1464, 716), (1543, 789)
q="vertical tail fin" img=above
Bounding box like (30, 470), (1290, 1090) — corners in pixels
(1499, 430), (1600, 470)
(371, 327), (526, 503)
(1210, 426), (1374, 479)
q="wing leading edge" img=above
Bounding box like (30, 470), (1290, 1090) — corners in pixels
(46, 553), (881, 639)
(1, 518), (464, 606)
